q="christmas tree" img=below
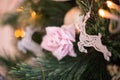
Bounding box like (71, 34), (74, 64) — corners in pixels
(0, 0), (120, 80)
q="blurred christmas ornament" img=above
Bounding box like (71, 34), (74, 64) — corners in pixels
(17, 26), (42, 56)
(76, 11), (111, 61)
(107, 64), (119, 76)
(14, 28), (25, 38)
(0, 25), (20, 60)
(64, 7), (84, 33)
(107, 64), (120, 80)
(64, 7), (84, 25)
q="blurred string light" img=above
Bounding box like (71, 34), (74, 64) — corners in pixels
(16, 6), (37, 19)
(31, 10), (37, 19)
(14, 28), (25, 38)
(16, 5), (37, 27)
(106, 1), (120, 11)
(98, 9), (119, 20)
(98, 0), (120, 34)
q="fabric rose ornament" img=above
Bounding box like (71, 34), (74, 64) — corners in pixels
(41, 24), (77, 60)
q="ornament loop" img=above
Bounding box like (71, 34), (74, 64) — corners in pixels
(109, 19), (120, 34)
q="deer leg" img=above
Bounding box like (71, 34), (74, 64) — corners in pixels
(94, 44), (111, 61)
(78, 42), (88, 53)
(18, 41), (27, 53)
(103, 52), (111, 61)
(94, 44), (111, 56)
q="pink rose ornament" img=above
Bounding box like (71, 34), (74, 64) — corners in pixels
(41, 24), (76, 60)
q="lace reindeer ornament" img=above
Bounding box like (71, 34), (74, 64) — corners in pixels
(17, 26), (42, 57)
(76, 11), (111, 61)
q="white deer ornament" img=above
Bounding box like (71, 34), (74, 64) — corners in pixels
(17, 26), (42, 57)
(76, 11), (111, 61)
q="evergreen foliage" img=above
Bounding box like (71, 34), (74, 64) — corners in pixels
(19, 0), (75, 27)
(9, 0), (120, 80)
